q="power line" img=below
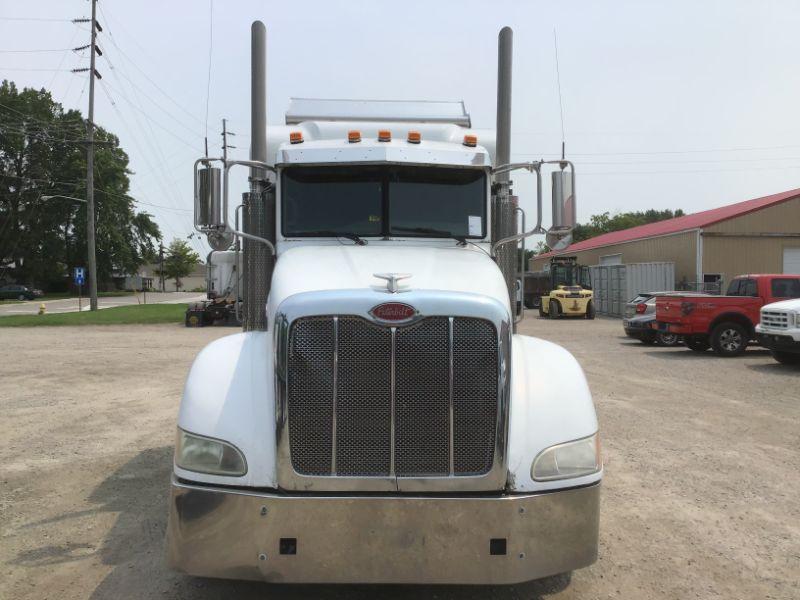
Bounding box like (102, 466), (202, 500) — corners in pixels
(100, 80), (200, 150)
(553, 28), (566, 149)
(0, 67), (73, 72)
(0, 17), (72, 22)
(98, 46), (204, 140)
(96, 5), (204, 126)
(204, 0), (214, 148)
(0, 48), (75, 53)
(516, 143), (800, 158)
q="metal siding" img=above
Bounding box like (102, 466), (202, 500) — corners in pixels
(531, 231), (696, 284)
(625, 262), (676, 298)
(702, 237), (800, 280)
(704, 196), (800, 234)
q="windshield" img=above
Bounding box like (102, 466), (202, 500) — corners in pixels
(281, 165), (486, 239)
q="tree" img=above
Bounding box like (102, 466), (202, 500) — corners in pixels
(572, 209), (684, 243)
(160, 239), (199, 291)
(0, 80), (161, 290)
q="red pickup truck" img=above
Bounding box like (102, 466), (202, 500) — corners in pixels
(654, 274), (800, 356)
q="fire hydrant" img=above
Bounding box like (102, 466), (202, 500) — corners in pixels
(38, 303), (46, 315)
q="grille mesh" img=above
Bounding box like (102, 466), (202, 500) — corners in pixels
(335, 318), (392, 476)
(286, 315), (498, 478)
(394, 318), (450, 476)
(287, 317), (334, 475)
(453, 318), (498, 475)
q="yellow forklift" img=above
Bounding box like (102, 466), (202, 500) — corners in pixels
(538, 256), (595, 319)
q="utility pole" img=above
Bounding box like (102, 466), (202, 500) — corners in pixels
(73, 1), (102, 310)
(85, 0), (99, 311)
(221, 118), (236, 162)
(159, 241), (165, 292)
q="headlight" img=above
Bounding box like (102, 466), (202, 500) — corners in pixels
(790, 313), (798, 327)
(175, 429), (247, 476)
(531, 433), (601, 481)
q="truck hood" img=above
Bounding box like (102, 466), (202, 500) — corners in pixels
(268, 244), (511, 313)
(762, 298), (800, 311)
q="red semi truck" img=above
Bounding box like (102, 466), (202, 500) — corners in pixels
(653, 274), (800, 356)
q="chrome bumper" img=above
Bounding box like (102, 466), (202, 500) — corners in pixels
(166, 477), (600, 584)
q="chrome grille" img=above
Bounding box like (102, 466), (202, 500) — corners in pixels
(286, 315), (498, 478)
(761, 311), (789, 330)
(394, 318), (450, 476)
(286, 317), (334, 475)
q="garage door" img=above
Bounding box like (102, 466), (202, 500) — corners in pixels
(784, 248), (800, 274)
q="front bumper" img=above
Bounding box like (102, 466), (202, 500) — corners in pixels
(756, 332), (800, 353)
(166, 477), (600, 584)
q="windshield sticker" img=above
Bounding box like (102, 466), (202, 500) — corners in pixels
(368, 215), (381, 222)
(468, 215), (482, 236)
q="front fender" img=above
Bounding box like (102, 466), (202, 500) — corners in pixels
(507, 334), (601, 492)
(175, 331), (276, 488)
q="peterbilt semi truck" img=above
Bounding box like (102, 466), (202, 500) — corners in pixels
(166, 22), (602, 585)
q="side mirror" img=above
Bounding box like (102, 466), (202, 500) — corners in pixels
(551, 169), (575, 231)
(195, 166), (223, 230)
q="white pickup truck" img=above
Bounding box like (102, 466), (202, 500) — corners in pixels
(756, 298), (800, 365)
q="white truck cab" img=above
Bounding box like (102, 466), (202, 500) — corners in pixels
(166, 23), (601, 585)
(756, 298), (800, 365)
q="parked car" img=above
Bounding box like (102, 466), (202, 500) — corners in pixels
(755, 298), (800, 365)
(623, 293), (681, 346)
(654, 274), (800, 357)
(0, 284), (41, 301)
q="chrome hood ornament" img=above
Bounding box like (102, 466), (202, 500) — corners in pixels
(373, 272), (412, 293)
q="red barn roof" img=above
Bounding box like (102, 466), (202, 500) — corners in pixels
(541, 187), (800, 257)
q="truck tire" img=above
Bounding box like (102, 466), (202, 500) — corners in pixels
(710, 322), (748, 357)
(549, 299), (561, 319)
(771, 350), (800, 365)
(585, 300), (596, 320)
(686, 336), (710, 352)
(656, 332), (680, 346)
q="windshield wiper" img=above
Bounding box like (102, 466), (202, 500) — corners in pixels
(300, 230), (366, 245)
(392, 226), (467, 246)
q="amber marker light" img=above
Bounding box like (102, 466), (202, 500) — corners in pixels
(348, 130), (361, 143)
(378, 130), (391, 142)
(289, 131), (303, 144)
(463, 134), (478, 147)
(407, 130), (421, 144)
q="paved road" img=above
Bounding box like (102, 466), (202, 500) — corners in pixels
(1, 318), (798, 599)
(0, 291), (204, 316)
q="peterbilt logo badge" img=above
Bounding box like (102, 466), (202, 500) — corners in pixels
(369, 302), (418, 323)
(373, 272), (411, 293)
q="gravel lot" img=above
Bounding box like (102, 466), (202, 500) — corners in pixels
(1, 318), (798, 599)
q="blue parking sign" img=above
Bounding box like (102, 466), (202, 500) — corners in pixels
(74, 267), (85, 285)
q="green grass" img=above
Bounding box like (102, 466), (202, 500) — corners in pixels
(0, 303), (187, 327)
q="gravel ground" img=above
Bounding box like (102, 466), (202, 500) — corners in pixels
(1, 319), (798, 599)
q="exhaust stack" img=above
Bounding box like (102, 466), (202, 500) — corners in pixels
(492, 27), (519, 323)
(242, 20), (274, 332)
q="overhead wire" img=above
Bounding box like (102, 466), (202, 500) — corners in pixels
(204, 0), (213, 147)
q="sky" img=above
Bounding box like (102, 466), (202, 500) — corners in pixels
(2, 0), (799, 256)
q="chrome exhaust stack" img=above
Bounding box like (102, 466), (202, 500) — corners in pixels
(492, 27), (519, 326)
(242, 20), (274, 332)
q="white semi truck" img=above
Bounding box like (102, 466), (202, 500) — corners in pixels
(166, 22), (602, 584)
